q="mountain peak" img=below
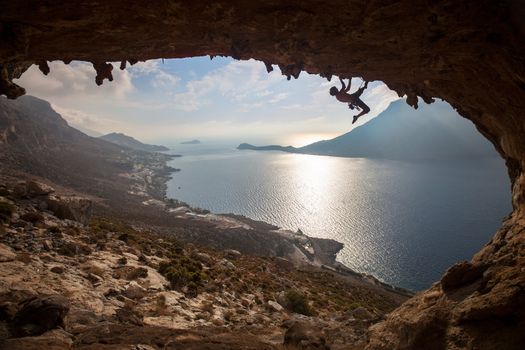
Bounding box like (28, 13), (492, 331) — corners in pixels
(239, 100), (497, 161)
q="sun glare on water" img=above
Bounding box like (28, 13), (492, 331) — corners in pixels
(279, 153), (344, 220)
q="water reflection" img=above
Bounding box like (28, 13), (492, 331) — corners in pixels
(167, 148), (511, 291)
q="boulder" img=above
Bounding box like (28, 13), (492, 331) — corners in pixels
(225, 249), (241, 260)
(115, 307), (143, 326)
(352, 307), (373, 320)
(220, 258), (236, 270)
(66, 309), (103, 334)
(276, 291), (290, 309)
(46, 196), (92, 225)
(0, 243), (16, 262)
(12, 295), (70, 337)
(50, 266), (65, 274)
(2, 329), (73, 350)
(267, 300), (284, 313)
(13, 181), (55, 198)
(26, 181), (55, 196)
(124, 281), (147, 299)
(441, 261), (487, 291)
(191, 252), (213, 265)
(283, 321), (329, 349)
(85, 273), (104, 287)
(57, 241), (92, 257)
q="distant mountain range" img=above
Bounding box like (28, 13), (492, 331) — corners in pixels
(180, 139), (201, 145)
(100, 132), (169, 152)
(238, 99), (498, 160)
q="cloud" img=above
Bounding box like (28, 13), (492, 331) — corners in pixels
(15, 59), (180, 108)
(256, 90), (273, 97)
(171, 59), (287, 111)
(127, 60), (159, 75)
(128, 60), (180, 88)
(269, 92), (289, 103)
(153, 69), (180, 87)
(12, 57), (402, 143)
(15, 61), (134, 100)
(51, 105), (129, 135)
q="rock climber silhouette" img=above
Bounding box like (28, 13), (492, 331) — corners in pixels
(329, 78), (370, 124)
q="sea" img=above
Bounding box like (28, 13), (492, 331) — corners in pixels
(166, 143), (511, 291)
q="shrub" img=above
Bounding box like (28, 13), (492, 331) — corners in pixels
(286, 290), (314, 316)
(127, 267), (148, 280)
(347, 302), (361, 311)
(158, 254), (207, 296)
(20, 211), (45, 223)
(0, 201), (15, 223)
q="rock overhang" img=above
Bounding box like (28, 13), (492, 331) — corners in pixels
(1, 1), (525, 348)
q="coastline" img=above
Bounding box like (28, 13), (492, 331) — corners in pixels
(146, 156), (413, 298)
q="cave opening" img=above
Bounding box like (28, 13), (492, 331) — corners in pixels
(11, 56), (513, 292)
(1, 1), (524, 348)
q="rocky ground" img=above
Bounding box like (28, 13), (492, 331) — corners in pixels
(0, 179), (409, 349)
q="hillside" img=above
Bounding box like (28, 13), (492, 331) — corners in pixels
(0, 95), (176, 201)
(0, 96), (411, 349)
(100, 132), (169, 152)
(0, 178), (409, 349)
(239, 100), (498, 161)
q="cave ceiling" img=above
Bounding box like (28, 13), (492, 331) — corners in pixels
(2, 2), (525, 349)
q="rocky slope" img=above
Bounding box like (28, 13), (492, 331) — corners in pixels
(100, 132), (169, 153)
(0, 95), (177, 202)
(0, 2), (524, 348)
(0, 179), (408, 349)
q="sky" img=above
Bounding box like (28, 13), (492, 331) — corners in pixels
(15, 56), (400, 147)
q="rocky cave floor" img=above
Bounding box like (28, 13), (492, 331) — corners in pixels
(0, 179), (407, 350)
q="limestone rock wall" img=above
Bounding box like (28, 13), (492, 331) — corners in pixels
(1, 1), (524, 348)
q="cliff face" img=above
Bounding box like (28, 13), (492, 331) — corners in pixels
(1, 1), (524, 348)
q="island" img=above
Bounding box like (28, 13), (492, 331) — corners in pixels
(181, 139), (201, 145)
(237, 143), (298, 152)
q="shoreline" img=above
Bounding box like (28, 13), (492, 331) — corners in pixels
(145, 155), (413, 298)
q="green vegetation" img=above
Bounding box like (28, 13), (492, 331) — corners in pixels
(286, 290), (314, 316)
(347, 302), (362, 311)
(0, 201), (15, 223)
(158, 254), (208, 297)
(127, 267), (148, 280)
(90, 218), (135, 236)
